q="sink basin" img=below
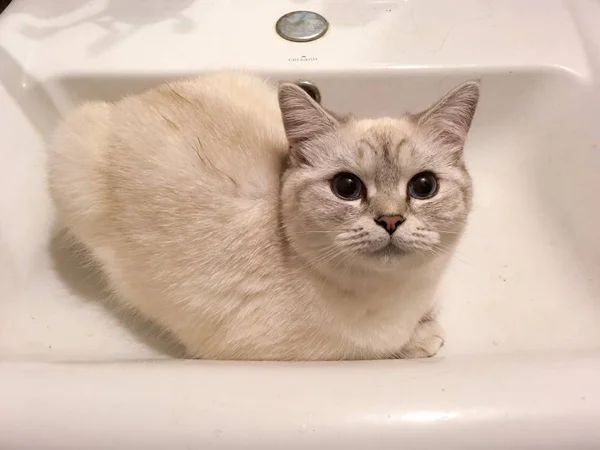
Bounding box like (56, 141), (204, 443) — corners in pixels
(1, 0), (600, 448)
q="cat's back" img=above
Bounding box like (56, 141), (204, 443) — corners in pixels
(111, 72), (288, 199)
(50, 72), (288, 227)
(49, 72), (289, 266)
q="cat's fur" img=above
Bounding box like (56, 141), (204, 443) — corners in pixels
(48, 72), (479, 360)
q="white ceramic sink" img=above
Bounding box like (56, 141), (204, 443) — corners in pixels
(1, 0), (600, 448)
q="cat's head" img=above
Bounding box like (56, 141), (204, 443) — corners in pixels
(279, 81), (479, 272)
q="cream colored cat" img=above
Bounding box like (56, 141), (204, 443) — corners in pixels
(48, 73), (479, 360)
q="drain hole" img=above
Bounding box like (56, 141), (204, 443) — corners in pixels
(295, 80), (321, 104)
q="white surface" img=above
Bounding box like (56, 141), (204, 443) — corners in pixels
(2, 354), (600, 449)
(1, 0), (600, 448)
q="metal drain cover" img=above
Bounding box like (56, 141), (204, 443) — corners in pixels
(275, 11), (328, 42)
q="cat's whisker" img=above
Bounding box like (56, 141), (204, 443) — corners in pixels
(429, 243), (478, 270)
(416, 227), (462, 235)
(285, 231), (340, 238)
(339, 250), (358, 279)
(298, 244), (348, 269)
(425, 226), (487, 239)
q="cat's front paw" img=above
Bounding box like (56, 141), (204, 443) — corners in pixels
(398, 319), (445, 359)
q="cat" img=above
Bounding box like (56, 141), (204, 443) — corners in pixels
(47, 72), (479, 360)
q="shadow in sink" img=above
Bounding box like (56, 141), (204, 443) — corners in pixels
(49, 232), (186, 358)
(11, 0), (196, 56)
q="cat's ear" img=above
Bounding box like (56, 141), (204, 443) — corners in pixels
(415, 81), (480, 156)
(278, 83), (339, 163)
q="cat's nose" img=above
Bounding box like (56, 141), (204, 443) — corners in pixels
(375, 215), (405, 234)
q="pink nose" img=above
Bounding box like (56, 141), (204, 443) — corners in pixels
(375, 215), (405, 234)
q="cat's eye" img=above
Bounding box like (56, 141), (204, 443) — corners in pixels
(331, 173), (364, 200)
(408, 172), (438, 200)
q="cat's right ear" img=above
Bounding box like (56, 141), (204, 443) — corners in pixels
(278, 83), (338, 164)
(414, 80), (480, 158)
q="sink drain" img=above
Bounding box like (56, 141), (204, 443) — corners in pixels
(275, 11), (328, 43)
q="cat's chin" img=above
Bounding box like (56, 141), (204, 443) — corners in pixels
(363, 244), (411, 267)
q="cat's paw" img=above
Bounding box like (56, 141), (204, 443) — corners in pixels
(398, 319), (445, 359)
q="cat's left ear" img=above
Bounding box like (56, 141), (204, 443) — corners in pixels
(415, 81), (480, 156)
(278, 83), (339, 164)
